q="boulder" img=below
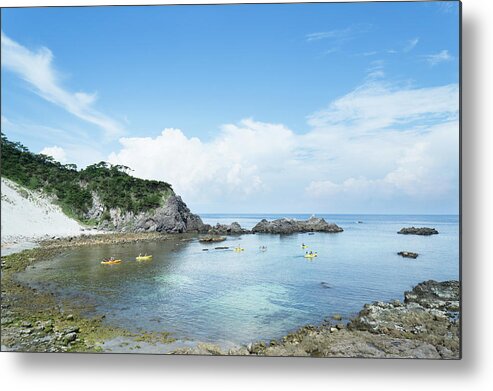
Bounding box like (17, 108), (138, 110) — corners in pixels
(62, 332), (77, 345)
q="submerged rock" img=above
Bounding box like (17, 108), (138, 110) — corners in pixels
(397, 227), (439, 235)
(252, 217), (343, 234)
(199, 236), (226, 243)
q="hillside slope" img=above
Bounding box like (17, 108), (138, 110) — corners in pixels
(1, 178), (85, 244)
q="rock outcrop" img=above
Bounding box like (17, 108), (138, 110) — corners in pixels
(345, 280), (459, 357)
(252, 217), (343, 234)
(207, 222), (251, 235)
(97, 194), (208, 233)
(398, 227), (439, 235)
(404, 280), (460, 311)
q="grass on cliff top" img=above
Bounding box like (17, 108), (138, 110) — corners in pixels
(1, 132), (173, 223)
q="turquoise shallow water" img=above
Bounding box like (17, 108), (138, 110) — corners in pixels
(19, 214), (459, 345)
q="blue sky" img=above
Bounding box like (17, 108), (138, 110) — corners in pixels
(1, 1), (460, 214)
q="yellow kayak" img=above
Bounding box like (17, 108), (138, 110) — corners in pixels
(101, 259), (122, 265)
(301, 245), (308, 249)
(234, 247), (245, 252)
(136, 255), (153, 261)
(304, 253), (318, 259)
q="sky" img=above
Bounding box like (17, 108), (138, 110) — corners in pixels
(1, 1), (460, 214)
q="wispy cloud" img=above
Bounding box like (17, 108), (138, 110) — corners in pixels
(365, 59), (385, 80)
(357, 36), (419, 58)
(423, 49), (453, 66)
(305, 23), (372, 54)
(1, 115), (106, 167)
(307, 81), (458, 132)
(403, 37), (419, 52)
(436, 1), (458, 14)
(1, 31), (124, 139)
(305, 27), (352, 42)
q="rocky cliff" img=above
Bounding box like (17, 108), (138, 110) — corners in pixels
(89, 192), (207, 233)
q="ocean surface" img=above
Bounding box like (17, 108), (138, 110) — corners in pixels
(18, 214), (459, 346)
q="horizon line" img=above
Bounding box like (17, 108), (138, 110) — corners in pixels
(197, 212), (460, 216)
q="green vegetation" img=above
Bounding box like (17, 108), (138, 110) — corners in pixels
(1, 133), (173, 223)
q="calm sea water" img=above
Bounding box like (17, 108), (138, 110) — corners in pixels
(19, 214), (459, 345)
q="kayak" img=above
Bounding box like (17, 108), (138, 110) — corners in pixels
(136, 255), (153, 261)
(304, 254), (318, 259)
(101, 259), (122, 265)
(301, 245), (308, 249)
(234, 247), (245, 252)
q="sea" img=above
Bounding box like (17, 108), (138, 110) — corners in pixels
(18, 214), (459, 346)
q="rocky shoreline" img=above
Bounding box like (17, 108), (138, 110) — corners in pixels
(0, 238), (177, 352)
(1, 234), (459, 358)
(173, 280), (460, 358)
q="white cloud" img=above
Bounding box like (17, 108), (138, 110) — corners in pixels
(107, 79), (459, 213)
(40, 145), (67, 164)
(1, 31), (123, 139)
(306, 121), (459, 201)
(108, 120), (297, 204)
(423, 50), (453, 66)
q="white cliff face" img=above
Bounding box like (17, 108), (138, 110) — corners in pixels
(1, 178), (85, 244)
